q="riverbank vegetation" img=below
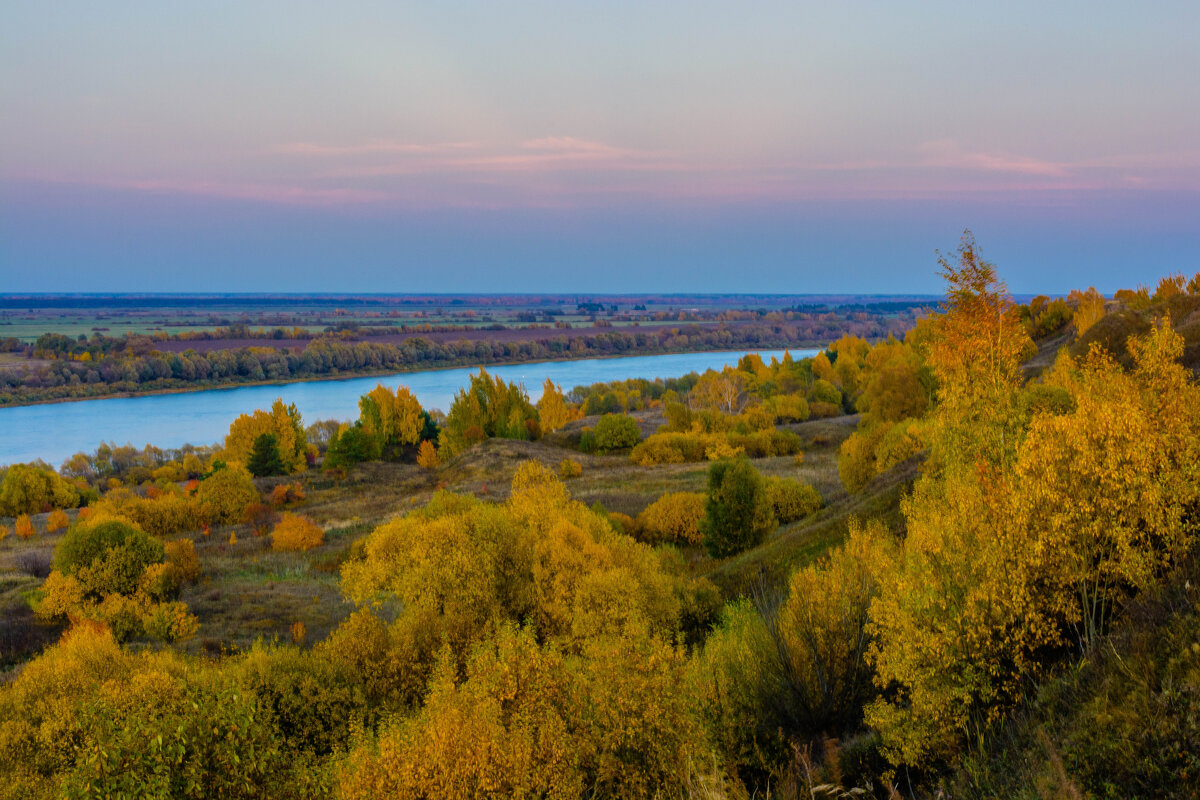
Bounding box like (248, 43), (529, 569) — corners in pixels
(0, 296), (919, 407)
(1, 238), (1199, 798)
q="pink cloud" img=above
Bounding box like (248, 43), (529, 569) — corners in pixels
(275, 140), (480, 156)
(113, 178), (387, 205)
(918, 139), (1069, 177)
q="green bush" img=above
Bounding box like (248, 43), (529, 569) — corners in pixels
(591, 413), (642, 452)
(702, 458), (777, 558)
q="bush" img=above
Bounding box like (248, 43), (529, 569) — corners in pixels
(558, 458), (582, 479)
(54, 519), (164, 592)
(272, 513), (325, 552)
(0, 463), (79, 516)
(164, 538), (200, 582)
(702, 459), (777, 558)
(765, 477), (822, 524)
(46, 509), (70, 533)
(591, 413), (642, 452)
(196, 466), (259, 526)
(808, 400), (842, 419)
(14, 514), (35, 539)
(636, 492), (706, 545)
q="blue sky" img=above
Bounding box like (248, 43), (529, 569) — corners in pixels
(2, 1), (1197, 293)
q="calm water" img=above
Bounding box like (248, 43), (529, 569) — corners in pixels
(0, 349), (816, 467)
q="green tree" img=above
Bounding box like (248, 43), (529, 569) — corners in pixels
(246, 433), (285, 477)
(701, 458), (776, 558)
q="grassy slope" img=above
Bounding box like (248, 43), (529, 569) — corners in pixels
(1, 405), (919, 664)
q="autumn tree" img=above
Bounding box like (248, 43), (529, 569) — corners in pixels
(358, 384), (430, 458)
(195, 465), (259, 526)
(224, 399), (309, 474)
(14, 514), (35, 540)
(45, 508), (70, 533)
(0, 463), (80, 516)
(690, 369), (745, 414)
(439, 369), (539, 457)
(537, 378), (570, 433)
(416, 439), (440, 471)
(866, 234), (1049, 767)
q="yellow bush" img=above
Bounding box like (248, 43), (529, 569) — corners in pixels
(195, 467), (259, 526)
(416, 439), (440, 470)
(46, 509), (70, 534)
(636, 492), (706, 545)
(164, 539), (200, 582)
(765, 477), (822, 524)
(558, 458), (582, 479)
(14, 514), (35, 539)
(272, 512), (325, 552)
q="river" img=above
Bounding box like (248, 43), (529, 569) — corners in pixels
(0, 348), (817, 467)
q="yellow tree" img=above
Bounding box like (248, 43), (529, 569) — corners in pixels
(537, 379), (570, 433)
(359, 384), (424, 448)
(866, 234), (1047, 767)
(1014, 320), (1200, 648)
(224, 399), (309, 474)
(927, 232), (1033, 472)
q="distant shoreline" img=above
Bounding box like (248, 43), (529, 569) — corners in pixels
(0, 343), (828, 410)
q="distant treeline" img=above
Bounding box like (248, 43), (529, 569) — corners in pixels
(0, 292), (940, 310)
(0, 318), (908, 406)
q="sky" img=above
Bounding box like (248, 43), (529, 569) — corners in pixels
(1, 1), (1197, 294)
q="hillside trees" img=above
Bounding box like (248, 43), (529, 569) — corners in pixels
(439, 368), (539, 457)
(224, 399), (309, 474)
(0, 463), (80, 516)
(536, 378), (571, 433)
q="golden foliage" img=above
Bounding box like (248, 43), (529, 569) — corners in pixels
(45, 509), (70, 534)
(558, 457), (582, 479)
(14, 514), (35, 539)
(636, 492), (706, 545)
(223, 398), (309, 474)
(537, 378), (571, 433)
(272, 513), (325, 552)
(359, 384), (425, 447)
(195, 466), (259, 526)
(164, 538), (200, 582)
(416, 439), (440, 471)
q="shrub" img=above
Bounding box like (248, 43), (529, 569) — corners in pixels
(164, 538), (200, 582)
(606, 511), (636, 536)
(14, 514), (35, 539)
(592, 413), (642, 452)
(14, 550), (52, 578)
(45, 509), (70, 533)
(765, 477), (822, 524)
(808, 400), (842, 419)
(416, 440), (440, 470)
(269, 482), (306, 508)
(242, 502), (278, 536)
(809, 379), (843, 407)
(196, 466), (259, 526)
(558, 458), (582, 479)
(636, 492), (706, 545)
(53, 518), (165, 596)
(0, 463), (79, 516)
(702, 459), (777, 558)
(272, 513), (325, 552)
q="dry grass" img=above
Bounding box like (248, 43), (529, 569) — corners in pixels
(0, 409), (903, 664)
